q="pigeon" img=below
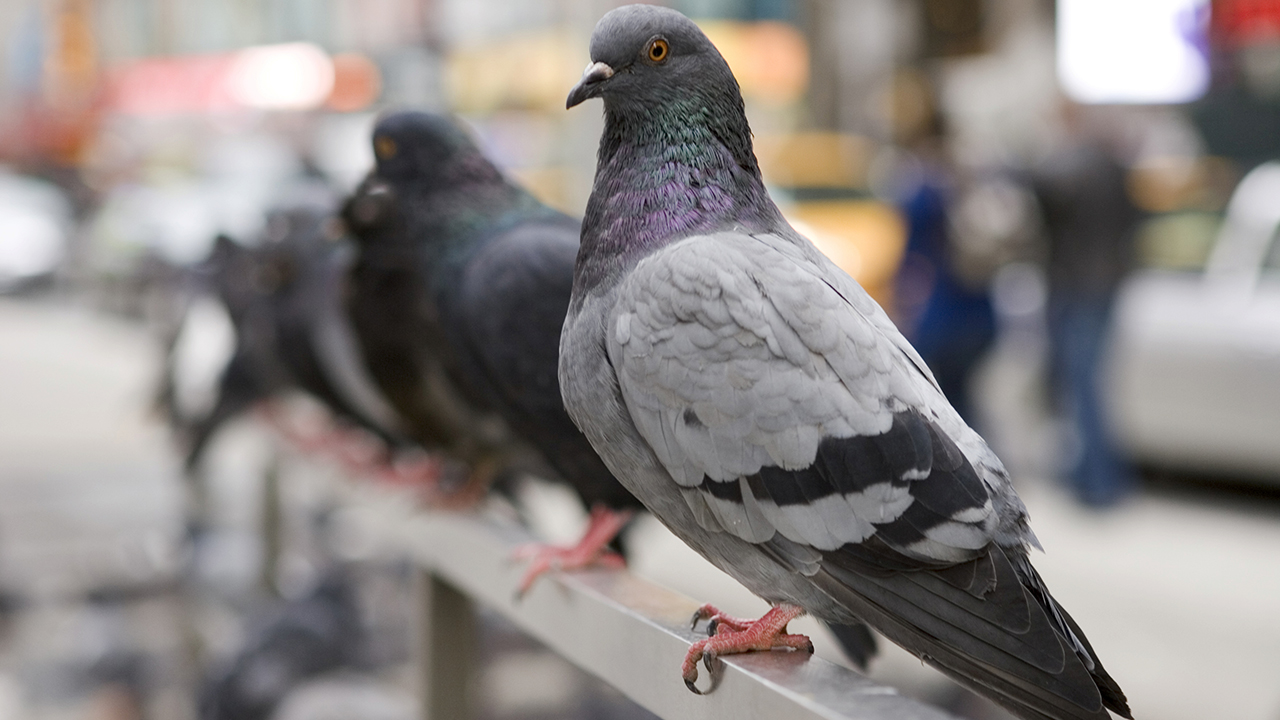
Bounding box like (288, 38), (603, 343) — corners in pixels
(559, 6), (1130, 720)
(343, 111), (880, 668)
(341, 112), (643, 588)
(245, 203), (409, 455)
(159, 233), (279, 472)
(163, 200), (406, 475)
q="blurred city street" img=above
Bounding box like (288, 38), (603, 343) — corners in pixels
(0, 296), (660, 720)
(0, 297), (186, 719)
(2, 1), (1280, 719)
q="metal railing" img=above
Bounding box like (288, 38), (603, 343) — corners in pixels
(343, 484), (960, 720)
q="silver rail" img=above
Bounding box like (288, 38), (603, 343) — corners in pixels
(340, 486), (960, 720)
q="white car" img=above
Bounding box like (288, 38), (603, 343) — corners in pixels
(0, 170), (71, 291)
(1108, 162), (1280, 481)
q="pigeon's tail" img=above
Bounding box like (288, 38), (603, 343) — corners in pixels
(1009, 553), (1131, 718)
(815, 543), (1131, 720)
(822, 621), (878, 672)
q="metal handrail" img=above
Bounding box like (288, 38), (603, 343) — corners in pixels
(344, 485), (960, 720)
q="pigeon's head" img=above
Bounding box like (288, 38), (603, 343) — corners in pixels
(369, 111), (493, 186)
(566, 5), (740, 118)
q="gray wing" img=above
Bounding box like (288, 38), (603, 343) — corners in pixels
(610, 231), (1000, 559)
(608, 231), (1128, 720)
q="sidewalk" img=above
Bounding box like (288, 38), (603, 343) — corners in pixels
(0, 298), (187, 720)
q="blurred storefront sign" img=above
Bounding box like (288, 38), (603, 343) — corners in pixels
(328, 53), (383, 113)
(0, 0), (100, 165)
(101, 44), (379, 117)
(45, 0), (98, 109)
(224, 43), (334, 111)
(1214, 0), (1280, 44)
(1057, 0), (1210, 104)
(102, 54), (238, 116)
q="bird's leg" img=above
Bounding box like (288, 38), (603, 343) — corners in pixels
(259, 403), (453, 501)
(682, 603), (813, 694)
(262, 404), (396, 479)
(512, 505), (633, 598)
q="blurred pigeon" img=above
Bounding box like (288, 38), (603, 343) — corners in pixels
(342, 111), (879, 670)
(158, 233), (274, 472)
(560, 6), (1130, 720)
(200, 571), (362, 720)
(162, 201), (406, 474)
(341, 112), (643, 589)
(245, 205), (408, 453)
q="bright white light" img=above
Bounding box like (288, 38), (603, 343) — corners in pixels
(0, 210), (64, 286)
(227, 43), (334, 111)
(1058, 0), (1209, 104)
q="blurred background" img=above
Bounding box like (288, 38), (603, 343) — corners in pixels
(0, 0), (1279, 719)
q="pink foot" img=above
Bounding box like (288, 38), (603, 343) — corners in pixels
(689, 603), (757, 634)
(257, 401), (491, 509)
(513, 505), (633, 597)
(259, 402), (384, 474)
(682, 604), (813, 694)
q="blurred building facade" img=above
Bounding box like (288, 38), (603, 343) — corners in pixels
(2, 0), (1279, 476)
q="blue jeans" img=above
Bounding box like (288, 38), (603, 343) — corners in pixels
(1047, 297), (1135, 507)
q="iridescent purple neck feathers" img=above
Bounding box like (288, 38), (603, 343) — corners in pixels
(577, 101), (783, 287)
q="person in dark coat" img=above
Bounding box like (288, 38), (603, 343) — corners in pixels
(1033, 109), (1141, 507)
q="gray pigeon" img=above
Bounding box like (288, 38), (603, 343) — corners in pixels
(559, 6), (1130, 720)
(344, 111), (879, 667)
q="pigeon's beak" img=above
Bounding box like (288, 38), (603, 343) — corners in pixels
(566, 61), (614, 109)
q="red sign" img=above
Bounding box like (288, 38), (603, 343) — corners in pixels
(1214, 0), (1280, 43)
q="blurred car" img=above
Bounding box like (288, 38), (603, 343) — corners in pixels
(1108, 161), (1280, 481)
(0, 169), (72, 292)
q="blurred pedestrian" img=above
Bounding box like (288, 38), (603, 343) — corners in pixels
(888, 69), (996, 427)
(1032, 105), (1141, 508)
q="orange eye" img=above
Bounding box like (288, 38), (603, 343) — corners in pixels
(647, 38), (669, 63)
(374, 135), (397, 159)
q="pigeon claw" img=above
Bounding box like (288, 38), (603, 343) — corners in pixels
(512, 505), (632, 598)
(689, 603), (754, 635)
(680, 604), (811, 695)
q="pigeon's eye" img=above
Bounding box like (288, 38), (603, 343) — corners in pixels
(374, 136), (397, 159)
(647, 38), (669, 63)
